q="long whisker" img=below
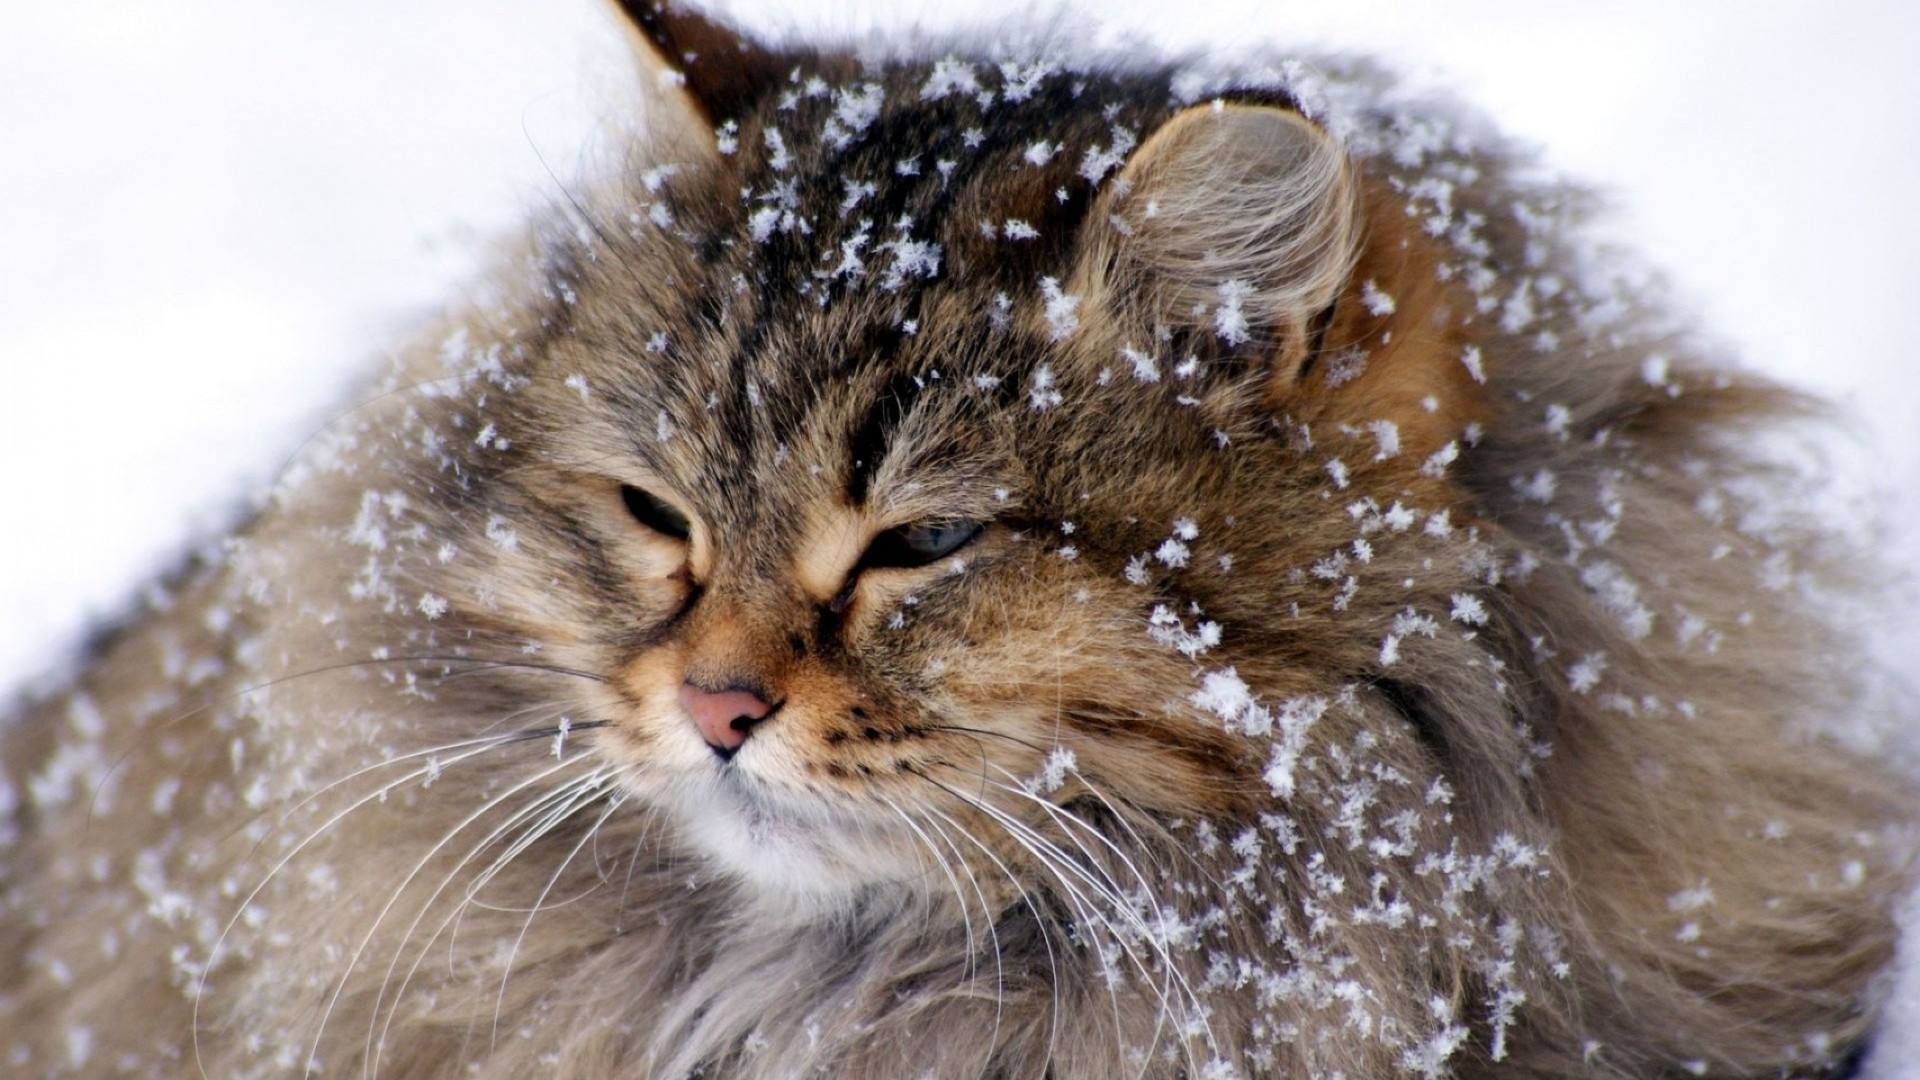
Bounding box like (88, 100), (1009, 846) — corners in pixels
(293, 755), (591, 1077)
(975, 772), (1203, 1071)
(911, 766), (1207, 1074)
(875, 794), (1008, 1034)
(980, 795), (1200, 1069)
(491, 789), (628, 1048)
(230, 719), (607, 859)
(922, 717), (1231, 1070)
(921, 720), (1206, 887)
(923, 723), (1219, 893)
(1053, 768), (1216, 892)
(981, 770), (1172, 922)
(92, 653), (606, 837)
(193, 736), (516, 1077)
(613, 806), (666, 935)
(902, 801), (1018, 1056)
(875, 796), (980, 958)
(965, 802), (1177, 1075)
(914, 802), (1069, 1064)
(917, 758), (1131, 990)
(366, 764), (613, 1076)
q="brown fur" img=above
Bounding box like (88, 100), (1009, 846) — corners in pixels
(0, 5), (1908, 1077)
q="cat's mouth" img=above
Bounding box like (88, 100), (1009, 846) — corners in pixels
(710, 768), (820, 842)
(658, 760), (929, 901)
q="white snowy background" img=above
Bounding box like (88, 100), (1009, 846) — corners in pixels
(2, 0), (1918, 1067)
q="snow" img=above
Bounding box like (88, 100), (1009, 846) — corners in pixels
(1447, 593), (1488, 627)
(1038, 277), (1080, 341)
(1022, 747), (1077, 794)
(878, 236), (943, 290)
(1566, 654), (1607, 695)
(1359, 280), (1396, 317)
(920, 57), (981, 101)
(1212, 279), (1254, 346)
(1458, 345), (1487, 384)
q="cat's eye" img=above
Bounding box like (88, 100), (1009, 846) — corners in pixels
(619, 484), (692, 541)
(858, 519), (984, 570)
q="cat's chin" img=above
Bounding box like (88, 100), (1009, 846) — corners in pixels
(659, 769), (931, 913)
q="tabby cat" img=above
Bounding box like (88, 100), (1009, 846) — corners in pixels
(0, 3), (1907, 1077)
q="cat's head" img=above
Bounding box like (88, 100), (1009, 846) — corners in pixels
(372, 4), (1503, 909)
(226, 7), (1906, 1072)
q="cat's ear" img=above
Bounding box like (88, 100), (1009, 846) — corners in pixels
(607, 1), (785, 147)
(1075, 103), (1359, 389)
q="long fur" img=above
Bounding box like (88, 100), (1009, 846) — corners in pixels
(0, 9), (1908, 1078)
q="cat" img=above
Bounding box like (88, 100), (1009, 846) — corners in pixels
(0, 2), (1908, 1077)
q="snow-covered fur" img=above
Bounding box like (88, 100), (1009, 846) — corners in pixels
(1, 4), (1907, 1077)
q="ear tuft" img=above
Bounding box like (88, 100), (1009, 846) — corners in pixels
(1080, 104), (1359, 385)
(607, 1), (784, 139)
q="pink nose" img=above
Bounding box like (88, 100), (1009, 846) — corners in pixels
(679, 682), (774, 758)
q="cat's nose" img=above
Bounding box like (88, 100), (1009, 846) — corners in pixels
(679, 682), (774, 759)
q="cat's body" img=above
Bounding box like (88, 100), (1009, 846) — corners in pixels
(0, 5), (1908, 1077)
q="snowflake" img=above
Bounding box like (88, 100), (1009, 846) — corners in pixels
(1568, 653), (1608, 694)
(1449, 593), (1489, 626)
(1039, 277), (1080, 340)
(1214, 280), (1255, 345)
(1028, 365), (1064, 411)
(1460, 345), (1487, 383)
(919, 58), (980, 100)
(1361, 280), (1397, 317)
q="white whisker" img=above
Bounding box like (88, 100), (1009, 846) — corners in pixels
(367, 764), (614, 1076)
(293, 755), (592, 1077)
(193, 736), (513, 1075)
(919, 770), (1211, 1073)
(975, 771), (1205, 1069)
(916, 802), (1073, 1071)
(490, 790), (628, 1047)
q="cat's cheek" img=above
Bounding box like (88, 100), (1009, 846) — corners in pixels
(932, 581), (1263, 816)
(741, 665), (863, 760)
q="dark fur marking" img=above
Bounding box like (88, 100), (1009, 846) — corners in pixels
(619, 580), (703, 653)
(848, 370), (924, 504)
(1372, 677), (1452, 765)
(1297, 298), (1341, 384)
(613, 2), (787, 132)
(814, 598), (845, 646)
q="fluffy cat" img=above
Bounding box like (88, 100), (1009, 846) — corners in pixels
(0, 3), (1908, 1077)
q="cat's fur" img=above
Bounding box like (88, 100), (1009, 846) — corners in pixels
(0, 4), (1908, 1077)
